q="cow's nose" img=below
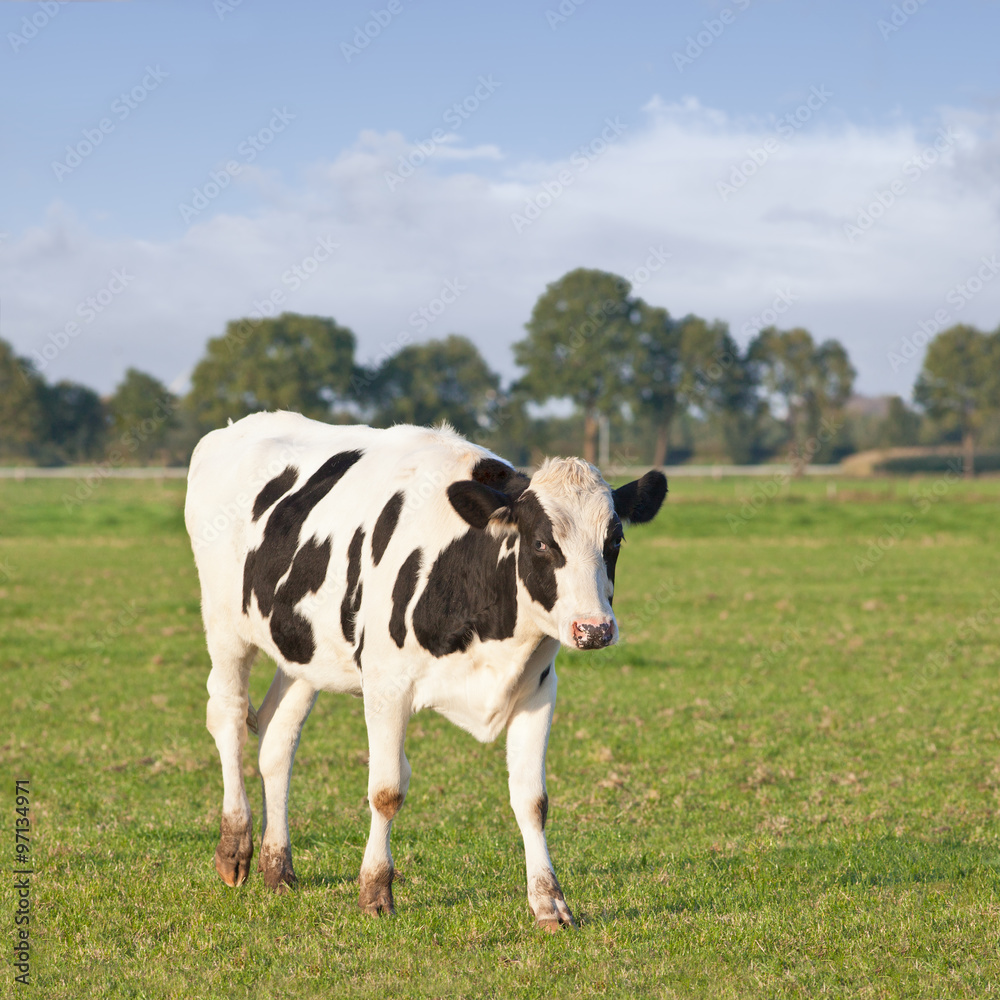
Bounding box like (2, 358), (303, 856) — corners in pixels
(571, 619), (614, 650)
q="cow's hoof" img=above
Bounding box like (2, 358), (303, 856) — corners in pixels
(214, 814), (253, 887)
(530, 871), (576, 930)
(359, 864), (395, 916)
(259, 843), (297, 892)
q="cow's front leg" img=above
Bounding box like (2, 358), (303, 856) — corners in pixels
(359, 682), (412, 916)
(507, 664), (575, 931)
(256, 667), (317, 891)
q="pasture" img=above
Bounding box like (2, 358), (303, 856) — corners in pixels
(2, 473), (999, 998)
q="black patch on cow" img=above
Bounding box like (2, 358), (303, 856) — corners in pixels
(413, 532), (518, 656)
(353, 628), (364, 671)
(252, 466), (299, 522)
(390, 549), (422, 648)
(612, 470), (668, 524)
(603, 513), (624, 596)
(515, 492), (565, 612)
(268, 535), (331, 663)
(539, 664), (551, 687)
(447, 459), (530, 529)
(371, 492), (404, 566)
(471, 457), (529, 498)
(243, 449), (364, 617)
(340, 527), (365, 644)
(447, 480), (512, 529)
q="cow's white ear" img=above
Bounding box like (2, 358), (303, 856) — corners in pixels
(447, 480), (514, 530)
(612, 471), (668, 524)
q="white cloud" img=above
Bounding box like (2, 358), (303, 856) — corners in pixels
(2, 99), (999, 397)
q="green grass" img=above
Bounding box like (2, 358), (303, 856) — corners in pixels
(2, 476), (999, 998)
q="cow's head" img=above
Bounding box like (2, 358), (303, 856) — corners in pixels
(447, 458), (667, 650)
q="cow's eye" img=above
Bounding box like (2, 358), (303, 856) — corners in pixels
(534, 539), (548, 552)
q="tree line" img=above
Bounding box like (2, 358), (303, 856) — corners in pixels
(2, 267), (998, 473)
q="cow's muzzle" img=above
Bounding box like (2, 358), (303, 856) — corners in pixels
(571, 619), (615, 650)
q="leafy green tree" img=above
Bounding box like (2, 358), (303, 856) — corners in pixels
(914, 324), (1000, 477)
(629, 302), (682, 466)
(878, 395), (921, 447)
(514, 268), (634, 464)
(41, 381), (107, 462)
(675, 317), (763, 464)
(107, 368), (178, 464)
(0, 339), (46, 460)
(748, 327), (855, 468)
(186, 313), (357, 430)
(365, 335), (501, 436)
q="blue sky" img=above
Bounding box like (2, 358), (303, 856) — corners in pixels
(3, 0), (1000, 397)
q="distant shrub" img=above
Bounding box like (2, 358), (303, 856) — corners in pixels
(876, 452), (1000, 475)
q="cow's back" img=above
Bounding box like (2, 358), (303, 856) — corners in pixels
(185, 412), (496, 686)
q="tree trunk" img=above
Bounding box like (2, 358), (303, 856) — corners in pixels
(652, 422), (670, 467)
(963, 427), (975, 479)
(583, 409), (598, 465)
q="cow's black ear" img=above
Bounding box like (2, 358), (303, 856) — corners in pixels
(612, 471), (668, 524)
(447, 480), (514, 530)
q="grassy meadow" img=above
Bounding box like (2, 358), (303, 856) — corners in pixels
(2, 471), (999, 998)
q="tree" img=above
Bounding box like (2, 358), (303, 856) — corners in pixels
(41, 381), (107, 462)
(628, 302), (681, 466)
(0, 339), (46, 460)
(748, 327), (855, 469)
(878, 395), (921, 447)
(914, 324), (1000, 478)
(514, 269), (634, 464)
(186, 313), (357, 430)
(674, 317), (763, 464)
(107, 368), (179, 464)
(364, 335), (501, 437)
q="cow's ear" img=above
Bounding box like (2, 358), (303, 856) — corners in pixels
(447, 480), (515, 530)
(612, 471), (668, 524)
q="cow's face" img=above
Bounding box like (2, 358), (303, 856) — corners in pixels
(447, 459), (667, 650)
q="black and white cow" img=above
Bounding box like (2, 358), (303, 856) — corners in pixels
(184, 411), (666, 929)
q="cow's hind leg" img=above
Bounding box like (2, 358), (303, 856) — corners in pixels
(205, 633), (258, 887)
(507, 665), (575, 931)
(359, 685), (412, 916)
(256, 667), (317, 891)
